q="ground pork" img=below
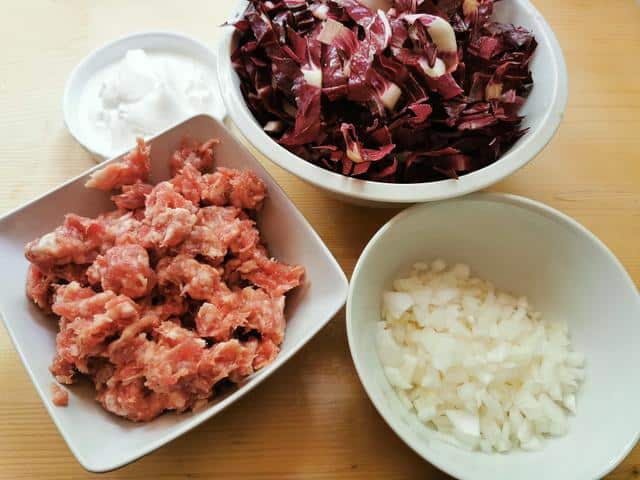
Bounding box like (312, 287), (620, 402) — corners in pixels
(87, 244), (155, 298)
(24, 137), (304, 421)
(85, 138), (151, 191)
(111, 181), (153, 210)
(24, 214), (107, 268)
(170, 138), (219, 177)
(51, 383), (69, 407)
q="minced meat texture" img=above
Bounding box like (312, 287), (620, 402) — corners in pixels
(24, 138), (305, 422)
(51, 383), (69, 407)
(86, 244), (156, 299)
(111, 181), (153, 210)
(85, 137), (151, 191)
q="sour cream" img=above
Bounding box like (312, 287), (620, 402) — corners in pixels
(76, 49), (221, 157)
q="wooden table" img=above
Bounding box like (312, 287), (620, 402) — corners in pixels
(0, 1), (638, 478)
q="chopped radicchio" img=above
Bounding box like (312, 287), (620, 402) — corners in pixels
(229, 0), (536, 183)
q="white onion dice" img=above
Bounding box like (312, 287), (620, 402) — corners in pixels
(377, 260), (585, 453)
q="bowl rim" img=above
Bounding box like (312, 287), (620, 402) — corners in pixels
(345, 191), (640, 480)
(216, 0), (569, 204)
(63, 30), (224, 161)
(0, 114), (349, 473)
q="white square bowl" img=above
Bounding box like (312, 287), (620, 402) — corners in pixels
(0, 114), (348, 472)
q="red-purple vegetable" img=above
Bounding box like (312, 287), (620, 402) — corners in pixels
(229, 0), (536, 183)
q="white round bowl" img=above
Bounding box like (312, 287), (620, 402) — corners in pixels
(346, 193), (640, 480)
(217, 1), (568, 205)
(64, 31), (226, 161)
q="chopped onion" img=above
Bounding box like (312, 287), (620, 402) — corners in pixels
(377, 260), (585, 453)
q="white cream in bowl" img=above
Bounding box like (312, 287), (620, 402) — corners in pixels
(64, 32), (226, 160)
(76, 49), (219, 157)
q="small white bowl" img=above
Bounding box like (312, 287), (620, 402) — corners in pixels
(347, 193), (640, 480)
(0, 114), (348, 472)
(217, 0), (568, 205)
(64, 31), (226, 161)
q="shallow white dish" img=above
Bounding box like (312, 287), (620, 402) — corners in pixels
(64, 31), (226, 161)
(347, 193), (640, 480)
(0, 114), (348, 472)
(217, 0), (568, 205)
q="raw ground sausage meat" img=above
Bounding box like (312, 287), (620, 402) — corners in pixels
(51, 383), (69, 407)
(25, 138), (304, 421)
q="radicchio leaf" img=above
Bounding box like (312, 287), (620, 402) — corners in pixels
(400, 13), (459, 72)
(332, 0), (378, 26)
(230, 0), (536, 182)
(340, 123), (396, 164)
(317, 18), (359, 55)
(280, 37), (324, 145)
(322, 44), (350, 100)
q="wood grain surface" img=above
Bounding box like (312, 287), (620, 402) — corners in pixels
(0, 1), (638, 479)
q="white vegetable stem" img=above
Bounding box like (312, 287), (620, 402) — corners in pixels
(418, 57), (446, 79)
(402, 14), (458, 54)
(302, 67), (323, 88)
(380, 82), (402, 110)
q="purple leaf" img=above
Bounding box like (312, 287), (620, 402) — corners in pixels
(232, 0), (536, 182)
